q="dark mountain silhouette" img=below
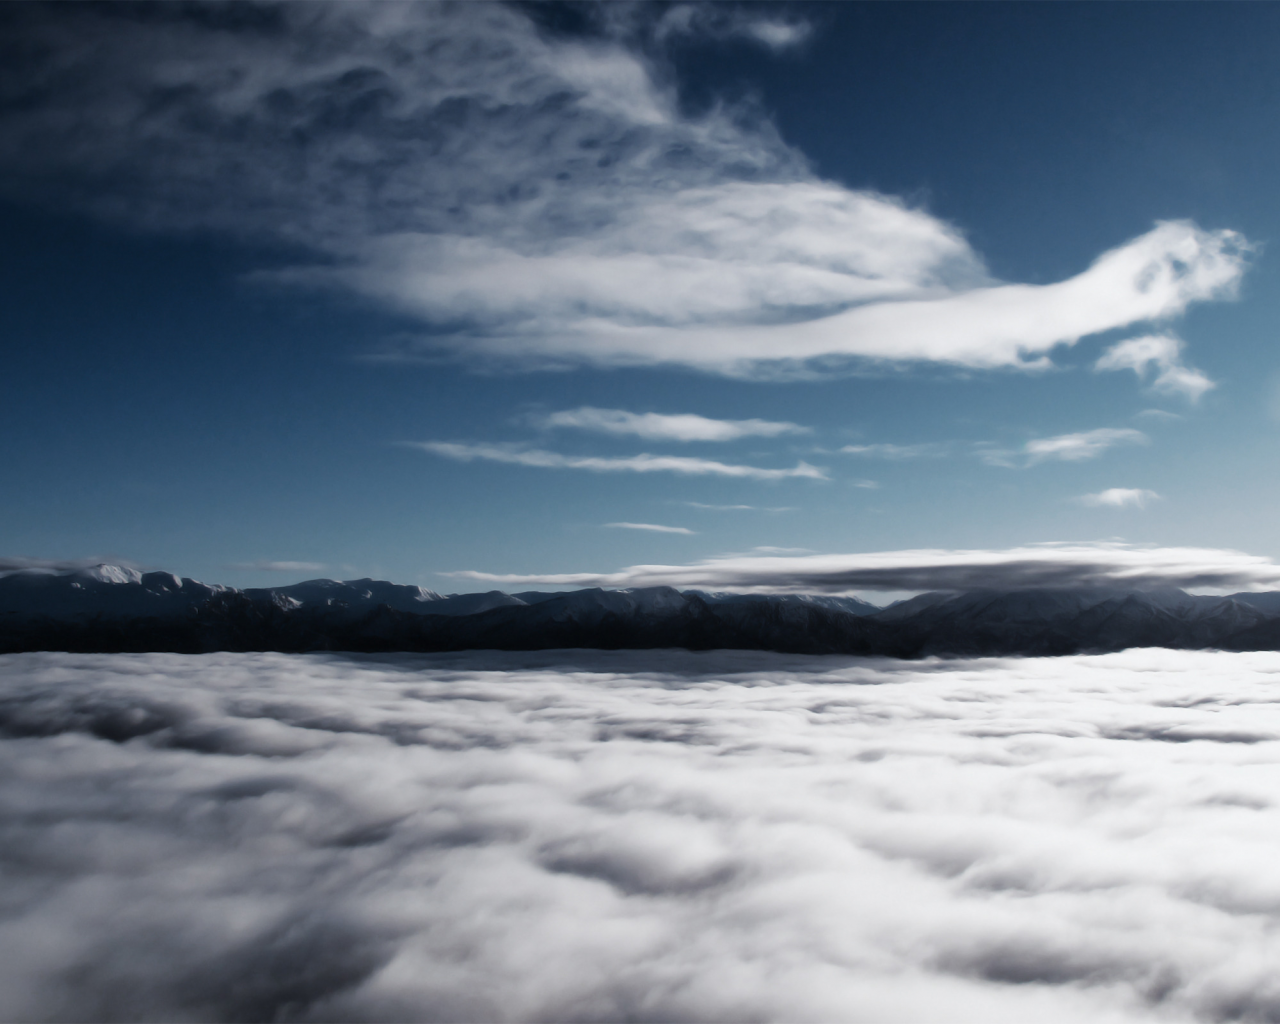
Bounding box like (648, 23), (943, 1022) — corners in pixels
(4, 565), (1280, 658)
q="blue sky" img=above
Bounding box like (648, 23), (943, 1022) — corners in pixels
(3, 1), (1280, 593)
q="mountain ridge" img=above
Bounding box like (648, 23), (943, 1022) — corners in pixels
(5, 564), (1280, 657)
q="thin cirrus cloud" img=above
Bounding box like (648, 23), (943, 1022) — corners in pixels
(1077, 488), (1161, 509)
(409, 442), (827, 481)
(1095, 334), (1216, 401)
(230, 561), (328, 573)
(450, 542), (1280, 594)
(0, 5), (1251, 379)
(604, 522), (695, 535)
(979, 427), (1149, 467)
(538, 407), (809, 442)
(840, 442), (949, 459)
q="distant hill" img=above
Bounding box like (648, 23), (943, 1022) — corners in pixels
(4, 564), (1280, 658)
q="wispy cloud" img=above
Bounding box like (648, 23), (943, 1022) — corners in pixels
(654, 4), (813, 51)
(840, 442), (948, 459)
(230, 561), (328, 573)
(450, 541), (1280, 593)
(539, 407), (808, 442)
(980, 427), (1149, 467)
(1096, 334), (1215, 401)
(1077, 488), (1161, 509)
(604, 522), (695, 535)
(409, 442), (827, 481)
(682, 502), (797, 512)
(0, 6), (1250, 379)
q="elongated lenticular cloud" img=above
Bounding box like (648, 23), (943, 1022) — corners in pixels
(0, 5), (1251, 378)
(540, 407), (809, 442)
(410, 442), (827, 481)
(451, 542), (1280, 593)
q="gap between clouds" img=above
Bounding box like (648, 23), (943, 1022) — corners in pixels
(0, 4), (1251, 380)
(450, 542), (1280, 594)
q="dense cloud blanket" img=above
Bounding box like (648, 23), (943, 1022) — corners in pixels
(6, 650), (1280, 1021)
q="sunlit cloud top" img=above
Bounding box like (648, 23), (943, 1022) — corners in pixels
(0, 3), (1251, 379)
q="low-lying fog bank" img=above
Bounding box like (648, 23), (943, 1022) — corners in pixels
(4, 649), (1280, 1022)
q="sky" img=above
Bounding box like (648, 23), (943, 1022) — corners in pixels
(3, 1), (1280, 593)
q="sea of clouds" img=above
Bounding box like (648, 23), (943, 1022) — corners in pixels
(5, 649), (1280, 1022)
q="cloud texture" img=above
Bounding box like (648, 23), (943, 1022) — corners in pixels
(0, 4), (1249, 377)
(8, 649), (1280, 1022)
(1096, 335), (1216, 401)
(1078, 488), (1161, 509)
(410, 441), (826, 480)
(454, 541), (1280, 593)
(540, 407), (808, 442)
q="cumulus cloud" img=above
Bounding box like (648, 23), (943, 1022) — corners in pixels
(1077, 488), (1161, 509)
(0, 5), (1250, 378)
(452, 541), (1280, 594)
(980, 427), (1149, 468)
(604, 522), (695, 535)
(9, 648), (1280, 1022)
(1096, 334), (1216, 401)
(409, 442), (827, 481)
(539, 407), (808, 442)
(230, 560), (328, 572)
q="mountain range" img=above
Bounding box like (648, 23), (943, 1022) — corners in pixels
(6, 564), (1280, 658)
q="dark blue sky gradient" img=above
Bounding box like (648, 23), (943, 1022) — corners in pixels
(3, 2), (1279, 589)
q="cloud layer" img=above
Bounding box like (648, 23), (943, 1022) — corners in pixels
(0, 5), (1250, 377)
(540, 407), (809, 442)
(410, 441), (827, 480)
(8, 649), (1280, 1022)
(453, 541), (1280, 593)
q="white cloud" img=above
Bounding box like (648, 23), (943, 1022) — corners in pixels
(841, 442), (949, 459)
(0, 556), (143, 576)
(981, 427), (1149, 468)
(654, 5), (813, 51)
(681, 503), (798, 512)
(1077, 488), (1161, 509)
(11, 649), (1280, 1021)
(853, 479), (881, 489)
(230, 561), (328, 572)
(604, 523), (695, 535)
(1096, 334), (1216, 402)
(0, 7), (1250, 378)
(451, 541), (1280, 594)
(540, 407), (808, 442)
(409, 442), (827, 481)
